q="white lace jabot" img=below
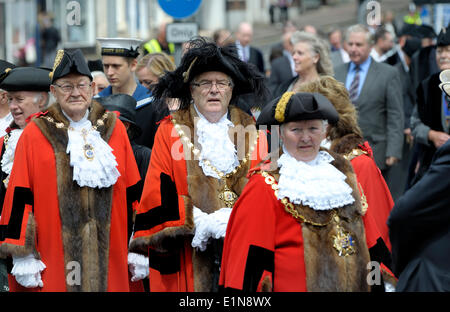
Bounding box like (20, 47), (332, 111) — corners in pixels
(277, 147), (355, 210)
(64, 110), (120, 188)
(1, 128), (24, 187)
(194, 105), (239, 179)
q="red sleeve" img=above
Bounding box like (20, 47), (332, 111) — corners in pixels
(351, 154), (394, 250)
(0, 126), (36, 255)
(132, 120), (190, 240)
(219, 173), (276, 291)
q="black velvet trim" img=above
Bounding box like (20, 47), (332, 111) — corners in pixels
(0, 142), (6, 216)
(369, 237), (394, 292)
(242, 245), (274, 292)
(0, 187), (33, 241)
(148, 248), (180, 275)
(369, 237), (393, 272)
(127, 182), (141, 242)
(134, 173), (180, 232)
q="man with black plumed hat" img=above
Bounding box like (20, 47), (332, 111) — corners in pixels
(129, 37), (269, 292)
(410, 25), (450, 185)
(0, 49), (141, 292)
(219, 92), (372, 291)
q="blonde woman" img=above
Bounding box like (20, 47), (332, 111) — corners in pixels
(271, 31), (334, 99)
(136, 52), (179, 112)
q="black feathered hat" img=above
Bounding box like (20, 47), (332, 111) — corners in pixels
(49, 49), (93, 83)
(151, 37), (268, 111)
(0, 67), (51, 92)
(437, 24), (450, 47)
(256, 92), (339, 126)
(95, 94), (142, 140)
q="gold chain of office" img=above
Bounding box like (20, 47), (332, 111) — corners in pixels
(171, 117), (259, 208)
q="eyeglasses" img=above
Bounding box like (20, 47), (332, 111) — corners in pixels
(53, 82), (92, 94)
(191, 80), (233, 92)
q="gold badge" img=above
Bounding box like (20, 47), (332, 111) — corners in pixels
(218, 185), (238, 208)
(332, 226), (356, 257)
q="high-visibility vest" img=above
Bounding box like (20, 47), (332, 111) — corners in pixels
(143, 39), (175, 55)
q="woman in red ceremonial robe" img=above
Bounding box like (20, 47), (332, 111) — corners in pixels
(220, 92), (376, 291)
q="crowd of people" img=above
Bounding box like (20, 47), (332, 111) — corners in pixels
(0, 7), (449, 293)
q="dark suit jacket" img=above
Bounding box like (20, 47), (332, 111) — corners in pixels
(388, 140), (450, 291)
(413, 72), (448, 182)
(334, 59), (404, 170)
(268, 55), (295, 97)
(248, 46), (265, 75)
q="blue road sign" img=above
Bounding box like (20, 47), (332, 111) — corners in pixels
(158, 0), (202, 19)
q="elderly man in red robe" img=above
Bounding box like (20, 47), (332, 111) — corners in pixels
(0, 49), (140, 292)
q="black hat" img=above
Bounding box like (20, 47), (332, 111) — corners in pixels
(399, 24), (418, 38)
(0, 67), (51, 92)
(49, 49), (93, 83)
(437, 25), (450, 47)
(403, 37), (422, 58)
(97, 38), (142, 58)
(95, 94), (142, 140)
(151, 37), (268, 110)
(0, 60), (16, 83)
(256, 92), (339, 126)
(416, 24), (437, 39)
(88, 59), (104, 72)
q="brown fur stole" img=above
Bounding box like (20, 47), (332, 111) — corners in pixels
(264, 148), (371, 291)
(33, 100), (117, 292)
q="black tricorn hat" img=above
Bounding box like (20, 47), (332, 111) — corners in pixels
(95, 94), (142, 140)
(256, 92), (339, 126)
(88, 59), (104, 73)
(0, 60), (17, 83)
(437, 24), (450, 47)
(49, 49), (93, 83)
(0, 67), (51, 92)
(151, 37), (268, 111)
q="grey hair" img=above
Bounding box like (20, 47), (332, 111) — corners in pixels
(290, 31), (334, 76)
(33, 92), (50, 108)
(344, 24), (374, 46)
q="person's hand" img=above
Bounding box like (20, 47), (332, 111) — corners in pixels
(128, 252), (149, 282)
(428, 130), (450, 148)
(385, 156), (399, 166)
(11, 254), (46, 288)
(404, 128), (414, 146)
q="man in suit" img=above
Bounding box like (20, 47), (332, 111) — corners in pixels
(410, 26), (450, 185)
(268, 31), (296, 96)
(388, 139), (450, 291)
(334, 24), (404, 177)
(235, 22), (265, 75)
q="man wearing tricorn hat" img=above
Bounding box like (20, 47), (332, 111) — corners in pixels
(0, 49), (140, 292)
(96, 37), (163, 149)
(411, 24), (450, 184)
(0, 65), (51, 292)
(219, 92), (373, 291)
(129, 38), (268, 292)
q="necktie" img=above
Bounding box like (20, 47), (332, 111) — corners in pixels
(349, 65), (360, 103)
(242, 46), (247, 62)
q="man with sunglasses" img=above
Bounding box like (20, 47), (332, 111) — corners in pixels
(0, 49), (140, 292)
(128, 38), (269, 292)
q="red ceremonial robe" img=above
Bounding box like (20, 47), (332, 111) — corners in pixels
(130, 104), (267, 292)
(219, 149), (375, 292)
(0, 101), (140, 292)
